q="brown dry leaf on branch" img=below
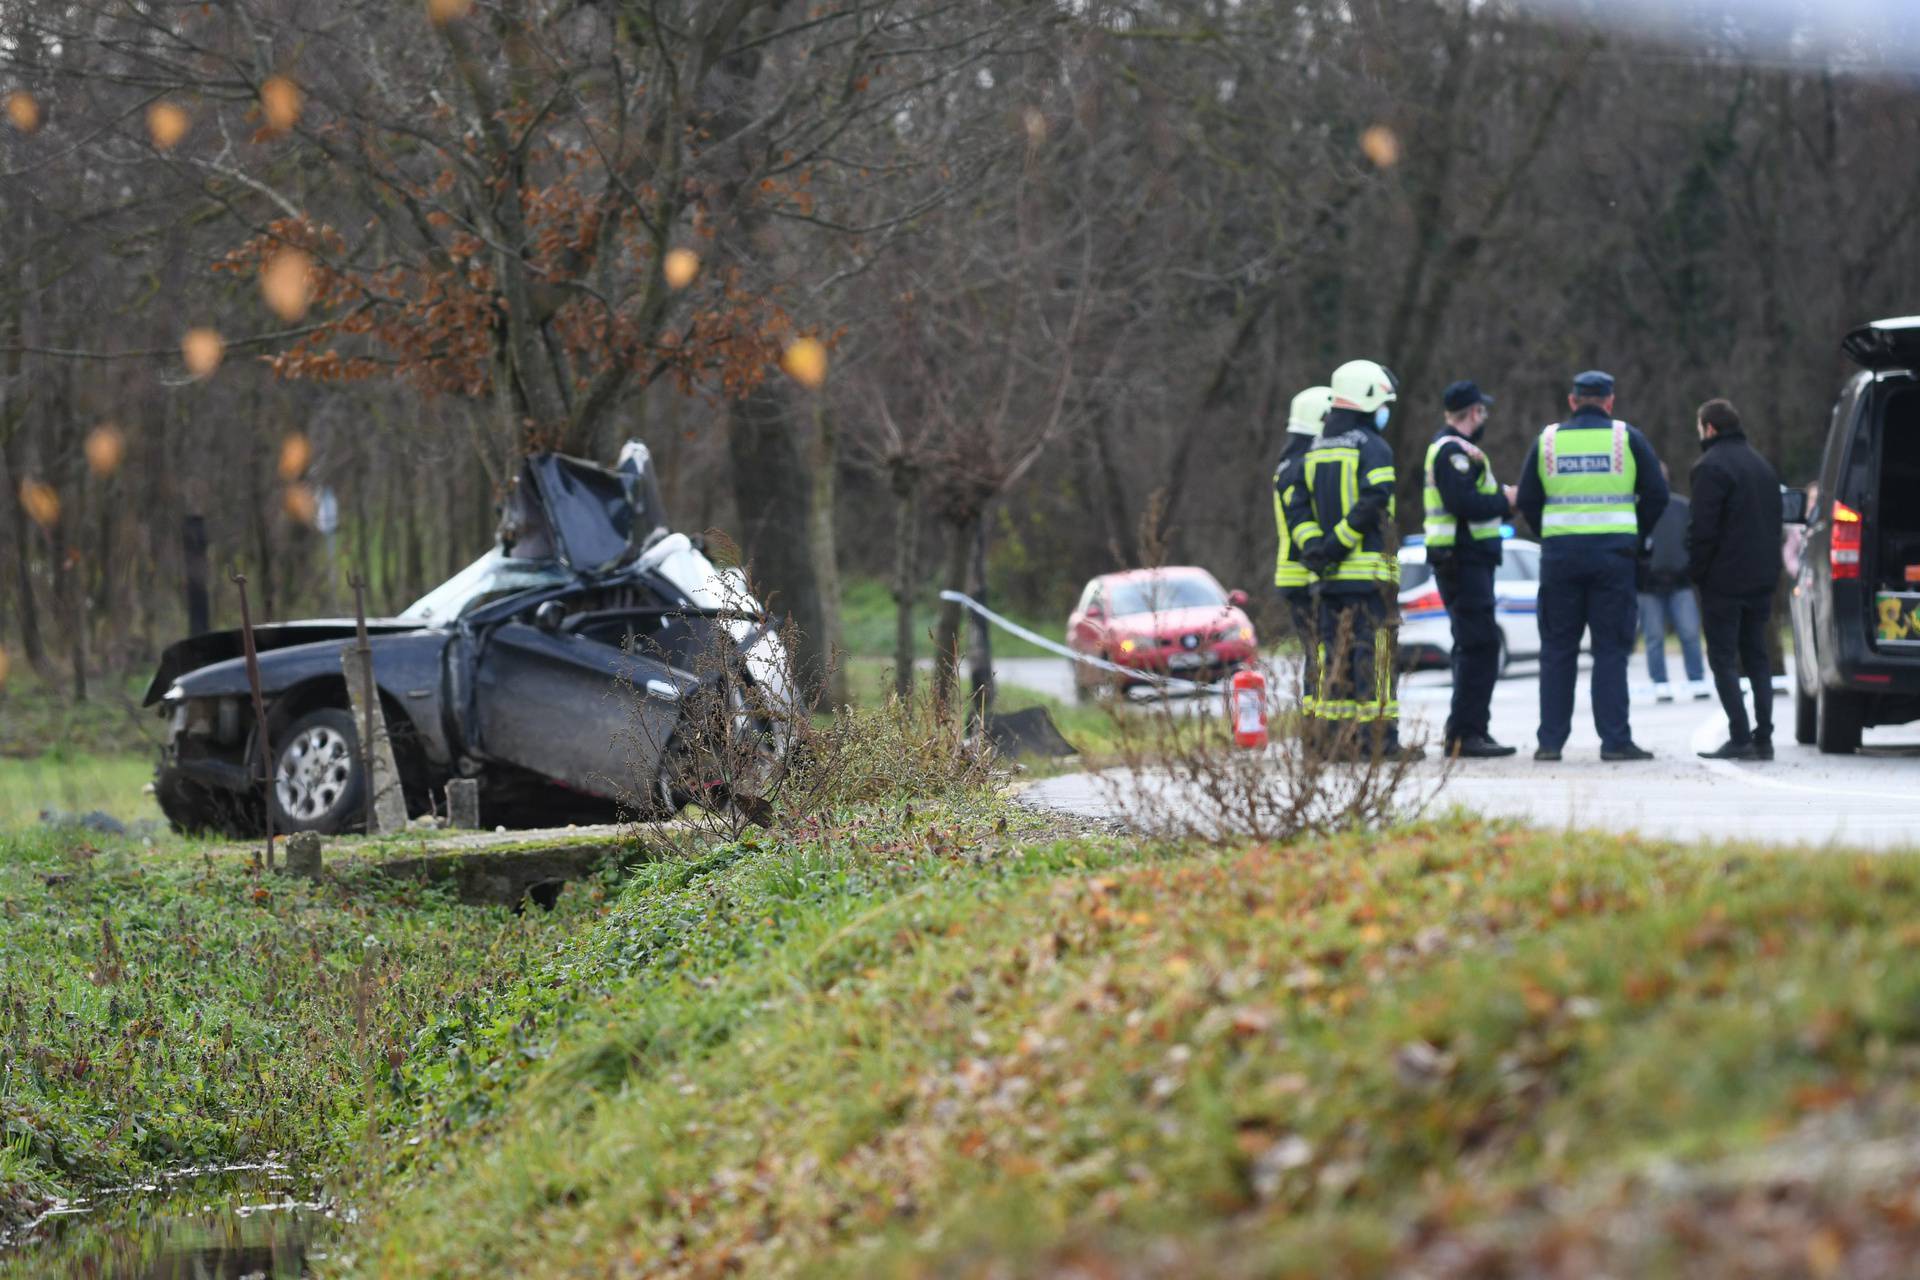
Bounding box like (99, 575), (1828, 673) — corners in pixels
(19, 480), (60, 529)
(278, 432), (312, 481)
(259, 76), (301, 133)
(261, 248), (315, 320)
(781, 336), (828, 389)
(147, 101), (189, 150)
(663, 248), (700, 289)
(180, 328), (224, 377)
(5, 89), (38, 133)
(84, 424), (125, 476)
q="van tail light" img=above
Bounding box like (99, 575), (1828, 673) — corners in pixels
(1831, 500), (1862, 581)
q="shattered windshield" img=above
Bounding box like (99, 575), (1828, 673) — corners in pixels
(400, 548), (570, 622)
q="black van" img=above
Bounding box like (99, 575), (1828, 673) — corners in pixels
(1787, 316), (1920, 752)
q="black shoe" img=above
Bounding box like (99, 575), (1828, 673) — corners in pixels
(1601, 742), (1655, 761)
(1753, 739), (1774, 761)
(1449, 734), (1518, 759)
(1378, 742), (1425, 763)
(1533, 746), (1562, 762)
(1698, 738), (1758, 760)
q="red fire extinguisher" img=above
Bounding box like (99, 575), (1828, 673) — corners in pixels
(1228, 667), (1268, 749)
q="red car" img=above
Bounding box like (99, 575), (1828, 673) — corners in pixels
(1067, 567), (1258, 698)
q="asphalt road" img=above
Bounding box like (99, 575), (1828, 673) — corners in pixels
(1005, 655), (1920, 851)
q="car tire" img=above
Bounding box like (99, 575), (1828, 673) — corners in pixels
(270, 708), (366, 834)
(1815, 686), (1864, 755)
(1793, 669), (1817, 746)
(1494, 631), (1510, 680)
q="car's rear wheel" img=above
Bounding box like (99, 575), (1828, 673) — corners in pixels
(272, 708), (366, 834)
(1793, 668), (1818, 746)
(1815, 686), (1864, 755)
(1494, 631), (1510, 680)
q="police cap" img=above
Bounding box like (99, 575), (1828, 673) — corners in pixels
(1571, 370), (1616, 397)
(1442, 379), (1492, 412)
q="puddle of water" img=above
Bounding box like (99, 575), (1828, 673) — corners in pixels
(0, 1161), (342, 1278)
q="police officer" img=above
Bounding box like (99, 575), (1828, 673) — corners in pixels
(1424, 380), (1520, 757)
(1515, 370), (1670, 761)
(1274, 384), (1332, 708)
(1298, 359), (1418, 761)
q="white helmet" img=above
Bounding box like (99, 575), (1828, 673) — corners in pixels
(1287, 385), (1333, 436)
(1329, 359), (1399, 414)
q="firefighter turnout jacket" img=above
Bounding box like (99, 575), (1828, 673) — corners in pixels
(1272, 432), (1319, 591)
(1301, 407), (1399, 594)
(1423, 428), (1509, 567)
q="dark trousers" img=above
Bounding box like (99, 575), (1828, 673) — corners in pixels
(1279, 586), (1317, 705)
(1701, 591), (1774, 744)
(1433, 558), (1499, 743)
(1313, 588), (1398, 741)
(1537, 547), (1637, 753)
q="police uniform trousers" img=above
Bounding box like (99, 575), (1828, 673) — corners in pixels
(1312, 586), (1399, 744)
(1432, 557), (1499, 744)
(1279, 585), (1318, 707)
(1536, 545), (1637, 753)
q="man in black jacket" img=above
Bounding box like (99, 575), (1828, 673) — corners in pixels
(1422, 380), (1519, 756)
(1688, 398), (1783, 761)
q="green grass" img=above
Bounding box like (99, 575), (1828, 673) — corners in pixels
(0, 753), (160, 831)
(838, 576), (1063, 660)
(0, 824), (619, 1233)
(340, 813), (1920, 1277)
(0, 673), (159, 759)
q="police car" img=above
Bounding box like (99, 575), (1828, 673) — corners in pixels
(1396, 531), (1543, 677)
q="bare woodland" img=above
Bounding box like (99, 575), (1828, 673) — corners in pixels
(4, 0), (1919, 701)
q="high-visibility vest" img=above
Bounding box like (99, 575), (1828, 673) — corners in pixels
(1536, 419), (1638, 538)
(1423, 436), (1502, 548)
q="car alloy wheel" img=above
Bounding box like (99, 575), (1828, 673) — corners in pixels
(276, 722), (355, 823)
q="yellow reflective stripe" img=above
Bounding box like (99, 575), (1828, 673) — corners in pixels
(1366, 466), (1396, 485)
(1295, 521), (1323, 540)
(1333, 520), (1362, 549)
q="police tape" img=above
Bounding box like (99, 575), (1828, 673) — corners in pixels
(936, 590), (1225, 696)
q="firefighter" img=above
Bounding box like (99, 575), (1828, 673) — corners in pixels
(1298, 359), (1419, 761)
(1514, 370), (1670, 761)
(1423, 380), (1520, 757)
(1274, 384), (1332, 709)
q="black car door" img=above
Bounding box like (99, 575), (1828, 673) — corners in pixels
(470, 619), (689, 801)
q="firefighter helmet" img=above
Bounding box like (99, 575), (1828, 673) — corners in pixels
(1287, 385), (1333, 436)
(1329, 359), (1399, 413)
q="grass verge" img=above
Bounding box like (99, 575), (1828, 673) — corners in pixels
(342, 815), (1920, 1277)
(0, 825), (615, 1232)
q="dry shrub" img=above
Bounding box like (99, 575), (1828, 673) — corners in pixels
(1092, 610), (1447, 844)
(609, 572), (998, 855)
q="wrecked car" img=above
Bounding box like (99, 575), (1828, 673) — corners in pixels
(144, 442), (794, 836)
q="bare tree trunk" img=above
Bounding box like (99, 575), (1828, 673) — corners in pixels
(889, 462), (920, 700)
(727, 381), (827, 702)
(932, 516), (973, 714)
(807, 403), (849, 709)
(965, 511), (993, 726)
(1, 431), (49, 674)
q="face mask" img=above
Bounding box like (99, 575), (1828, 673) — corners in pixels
(1373, 405), (1391, 429)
